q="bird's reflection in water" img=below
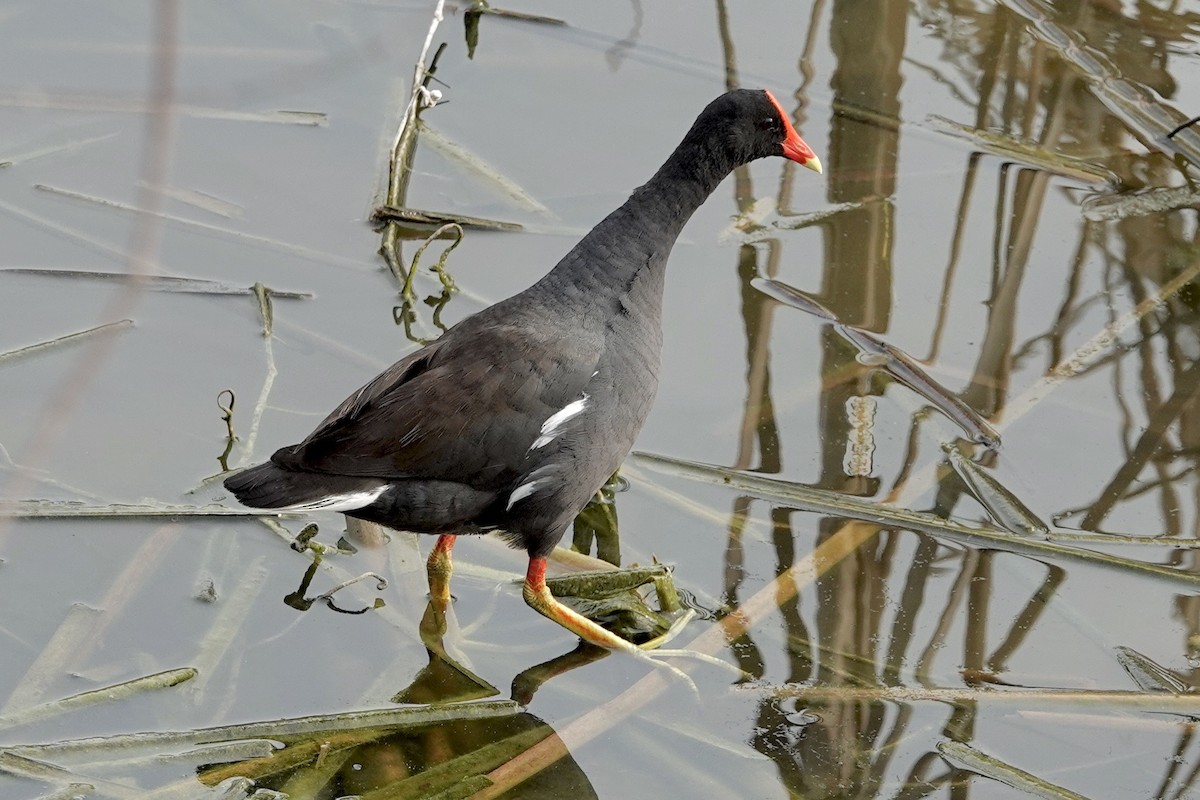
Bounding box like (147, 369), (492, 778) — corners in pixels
(202, 710), (597, 799)
(405, 571), (681, 708)
(279, 474), (690, 708)
(244, 481), (704, 796)
(394, 600), (502, 705)
(396, 477), (691, 704)
(340, 712), (597, 799)
(511, 642), (612, 706)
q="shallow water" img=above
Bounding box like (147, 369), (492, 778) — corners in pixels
(4, 1), (1200, 798)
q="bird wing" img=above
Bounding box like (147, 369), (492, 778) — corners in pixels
(271, 312), (603, 490)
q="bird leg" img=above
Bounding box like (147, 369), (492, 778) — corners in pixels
(524, 557), (750, 682)
(426, 533), (457, 611)
(524, 556), (705, 694)
(522, 556), (649, 654)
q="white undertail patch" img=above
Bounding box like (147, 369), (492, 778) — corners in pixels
(506, 478), (547, 511)
(280, 486), (387, 513)
(530, 393), (589, 450)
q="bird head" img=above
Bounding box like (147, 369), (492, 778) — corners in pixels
(692, 88), (823, 174)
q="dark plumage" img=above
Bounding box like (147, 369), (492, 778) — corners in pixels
(225, 89), (821, 650)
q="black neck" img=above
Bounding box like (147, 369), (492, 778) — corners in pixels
(533, 133), (738, 301)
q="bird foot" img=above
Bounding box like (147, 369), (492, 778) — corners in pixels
(523, 560), (752, 690)
(636, 608), (695, 650)
(630, 610), (750, 680)
(523, 566), (702, 693)
(640, 648), (750, 680)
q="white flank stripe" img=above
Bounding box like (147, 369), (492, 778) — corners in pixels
(531, 393), (589, 449)
(282, 486), (387, 513)
(506, 479), (546, 511)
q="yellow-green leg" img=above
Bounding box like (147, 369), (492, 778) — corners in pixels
(522, 556), (644, 654)
(522, 557), (740, 692)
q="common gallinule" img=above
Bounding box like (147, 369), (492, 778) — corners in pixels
(225, 89), (821, 653)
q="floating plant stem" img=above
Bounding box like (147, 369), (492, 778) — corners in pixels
(1114, 646), (1191, 694)
(10, 701), (519, 760)
(380, 0), (448, 282)
(137, 180), (242, 218)
(440, 775), (495, 798)
(316, 572), (388, 613)
(32, 182), (362, 269)
(462, 3), (564, 26)
(366, 725), (553, 800)
(0, 268), (313, 299)
(373, 205), (521, 232)
(753, 276), (1000, 447)
(158, 739), (279, 767)
(630, 451), (1200, 591)
(0, 668), (197, 731)
(762, 682), (1200, 712)
(995, 0), (1200, 167)
(0, 197), (128, 262)
(0, 750), (127, 798)
(840, 325), (1000, 448)
(401, 222), (464, 301)
(0, 90), (325, 125)
(751, 277), (837, 320)
(1039, 531), (1200, 548)
(31, 781), (96, 800)
(252, 281), (273, 336)
(1081, 184), (1200, 222)
(543, 565), (671, 597)
(926, 114), (1116, 185)
(937, 740), (1090, 800)
(0, 131), (118, 167)
(271, 744), (355, 798)
(199, 731), (362, 787)
(416, 120), (555, 217)
(216, 389), (236, 473)
(2, 605), (104, 715)
(942, 443), (1050, 538)
(0, 320), (132, 365)
(722, 200), (863, 243)
(289, 522), (321, 552)
(234, 315), (279, 467)
(0, 502), (299, 519)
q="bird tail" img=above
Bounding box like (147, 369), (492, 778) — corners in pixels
(223, 462), (384, 510)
